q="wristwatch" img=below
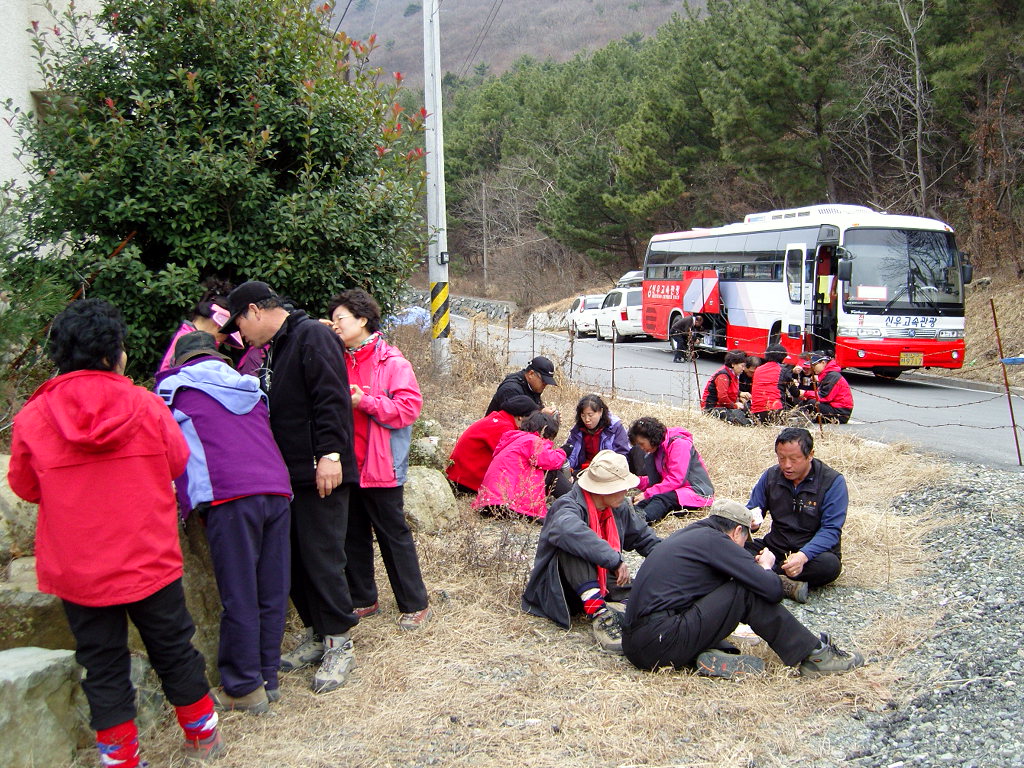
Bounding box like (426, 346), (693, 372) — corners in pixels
(321, 452), (341, 462)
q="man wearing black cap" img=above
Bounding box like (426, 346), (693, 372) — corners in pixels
(219, 280), (358, 695)
(797, 352), (854, 424)
(622, 498), (864, 680)
(485, 355), (558, 415)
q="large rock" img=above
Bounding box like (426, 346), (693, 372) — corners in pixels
(0, 558), (75, 651)
(175, 514), (222, 687)
(403, 466), (458, 534)
(0, 455), (37, 565)
(0, 647), (91, 768)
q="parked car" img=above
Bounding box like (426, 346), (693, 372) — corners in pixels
(567, 294), (605, 337)
(616, 270), (644, 288)
(594, 287), (645, 342)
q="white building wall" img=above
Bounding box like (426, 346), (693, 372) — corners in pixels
(0, 0), (102, 187)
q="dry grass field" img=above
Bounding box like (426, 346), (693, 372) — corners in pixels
(136, 324), (950, 768)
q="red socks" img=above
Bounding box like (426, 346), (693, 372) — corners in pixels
(175, 693), (219, 743)
(96, 720), (140, 768)
(578, 583), (605, 616)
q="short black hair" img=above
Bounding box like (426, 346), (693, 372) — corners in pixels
(724, 349), (747, 366)
(48, 299), (127, 374)
(707, 514), (749, 539)
(775, 427), (813, 456)
(764, 343), (788, 363)
(745, 356), (761, 368)
(520, 411), (559, 440)
(628, 416), (666, 447)
(575, 394), (611, 431)
(328, 289), (381, 333)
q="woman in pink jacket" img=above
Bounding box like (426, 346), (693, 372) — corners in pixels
(328, 290), (431, 631)
(473, 411), (567, 520)
(627, 416), (715, 524)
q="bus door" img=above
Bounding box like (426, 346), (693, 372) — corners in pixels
(784, 243), (810, 353)
(680, 269), (721, 348)
(811, 244), (838, 352)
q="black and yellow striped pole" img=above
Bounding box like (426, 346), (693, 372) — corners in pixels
(424, 0), (451, 369)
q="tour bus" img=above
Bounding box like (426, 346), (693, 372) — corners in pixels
(642, 204), (973, 377)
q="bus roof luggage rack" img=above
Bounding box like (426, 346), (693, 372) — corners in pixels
(744, 204), (877, 224)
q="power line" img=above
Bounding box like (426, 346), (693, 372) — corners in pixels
(332, 0), (355, 38)
(457, 0), (504, 80)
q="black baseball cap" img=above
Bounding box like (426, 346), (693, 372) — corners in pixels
(527, 356), (557, 386)
(809, 352), (832, 365)
(219, 281), (278, 335)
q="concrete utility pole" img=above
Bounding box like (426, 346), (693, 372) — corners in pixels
(423, 0), (450, 370)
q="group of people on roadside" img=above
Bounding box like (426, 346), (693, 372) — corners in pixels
(7, 281), (432, 767)
(702, 344), (854, 426)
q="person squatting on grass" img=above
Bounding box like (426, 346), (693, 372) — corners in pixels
(627, 416), (715, 524)
(796, 352), (854, 424)
(701, 349), (753, 426)
(473, 411), (568, 520)
(622, 498), (865, 680)
(7, 300), (224, 766)
(561, 393), (647, 476)
(445, 395), (540, 495)
(327, 289), (433, 631)
(522, 451), (661, 655)
(749, 343), (803, 424)
(219, 280), (358, 695)
(156, 331), (293, 715)
(744, 427), (847, 603)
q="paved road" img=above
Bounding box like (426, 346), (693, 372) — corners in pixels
(452, 316), (1024, 471)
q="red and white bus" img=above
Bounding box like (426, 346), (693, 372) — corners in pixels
(642, 204), (973, 377)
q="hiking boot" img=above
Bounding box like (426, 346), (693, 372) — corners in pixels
(591, 606), (624, 655)
(210, 685), (269, 715)
(799, 633), (866, 678)
(354, 601), (380, 619)
(779, 575), (809, 604)
(398, 606), (433, 631)
(695, 649), (765, 680)
(265, 686), (280, 704)
(182, 730), (225, 762)
(279, 628), (325, 672)
(311, 636), (356, 694)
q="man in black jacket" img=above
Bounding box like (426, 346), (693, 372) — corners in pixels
(622, 498), (864, 679)
(221, 281), (358, 695)
(485, 356), (557, 415)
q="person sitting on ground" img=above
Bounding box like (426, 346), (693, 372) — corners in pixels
(473, 411), (567, 520)
(749, 343), (803, 424)
(670, 314), (704, 363)
(446, 395), (540, 494)
(485, 355), (558, 415)
(628, 416), (715, 523)
(522, 450), (661, 655)
(327, 289), (433, 631)
(156, 331), (292, 714)
(798, 352), (854, 424)
(745, 428), (847, 603)
(562, 393), (645, 476)
(738, 355), (760, 396)
(621, 498), (865, 679)
(8, 300), (224, 767)
(701, 349), (752, 426)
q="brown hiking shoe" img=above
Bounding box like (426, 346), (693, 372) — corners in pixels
(799, 633), (866, 677)
(591, 606), (624, 655)
(696, 649), (765, 680)
(210, 685), (269, 714)
(398, 606), (433, 631)
(779, 575), (809, 603)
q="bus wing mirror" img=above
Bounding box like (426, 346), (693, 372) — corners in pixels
(836, 259), (852, 282)
(961, 262), (973, 284)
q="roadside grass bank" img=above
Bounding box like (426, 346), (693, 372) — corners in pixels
(130, 325), (966, 768)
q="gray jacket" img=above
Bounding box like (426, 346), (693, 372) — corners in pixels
(521, 484), (661, 628)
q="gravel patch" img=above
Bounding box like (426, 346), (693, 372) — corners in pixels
(798, 462), (1024, 768)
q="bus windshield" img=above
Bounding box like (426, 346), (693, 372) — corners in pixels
(842, 228), (963, 312)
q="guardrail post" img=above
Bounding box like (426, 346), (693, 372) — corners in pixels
(611, 334), (616, 397)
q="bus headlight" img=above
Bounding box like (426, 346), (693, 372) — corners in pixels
(938, 329), (964, 339)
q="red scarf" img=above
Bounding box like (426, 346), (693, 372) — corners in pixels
(584, 490), (621, 594)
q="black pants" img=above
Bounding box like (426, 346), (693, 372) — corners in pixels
(747, 538), (842, 588)
(290, 484), (357, 637)
(62, 578), (209, 731)
(799, 402), (852, 424)
(545, 467), (573, 498)
(557, 551), (631, 610)
(705, 407), (752, 426)
(622, 581), (819, 671)
(346, 485), (429, 614)
(635, 491), (683, 523)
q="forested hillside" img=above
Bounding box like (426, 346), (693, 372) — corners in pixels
(433, 0), (1023, 308)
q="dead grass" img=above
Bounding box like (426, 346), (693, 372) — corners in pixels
(942, 274), (1024, 388)
(135, 326), (950, 768)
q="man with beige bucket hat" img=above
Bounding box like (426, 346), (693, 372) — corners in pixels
(522, 450), (661, 654)
(621, 498), (865, 679)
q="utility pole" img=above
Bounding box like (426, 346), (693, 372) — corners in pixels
(423, 0), (450, 369)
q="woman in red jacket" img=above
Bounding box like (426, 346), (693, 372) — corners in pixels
(7, 300), (222, 768)
(750, 344), (803, 424)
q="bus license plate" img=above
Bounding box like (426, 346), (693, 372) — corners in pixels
(900, 352), (924, 366)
